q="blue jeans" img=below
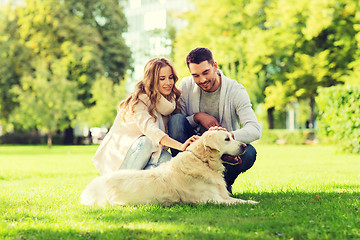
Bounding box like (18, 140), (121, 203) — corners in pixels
(168, 114), (257, 189)
(120, 136), (172, 170)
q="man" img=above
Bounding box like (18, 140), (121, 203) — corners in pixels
(168, 47), (261, 193)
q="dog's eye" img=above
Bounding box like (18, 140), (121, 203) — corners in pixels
(225, 137), (230, 141)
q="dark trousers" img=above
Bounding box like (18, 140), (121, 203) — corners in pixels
(167, 114), (257, 188)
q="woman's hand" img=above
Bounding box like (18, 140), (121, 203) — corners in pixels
(180, 135), (200, 151)
(160, 135), (200, 152)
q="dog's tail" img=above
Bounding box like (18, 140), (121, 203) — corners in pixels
(80, 176), (108, 206)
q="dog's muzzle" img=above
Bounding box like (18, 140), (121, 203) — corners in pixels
(221, 143), (247, 165)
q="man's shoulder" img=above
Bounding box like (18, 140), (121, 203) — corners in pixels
(179, 76), (194, 89)
(221, 75), (250, 104)
(180, 75), (193, 84)
(222, 75), (245, 91)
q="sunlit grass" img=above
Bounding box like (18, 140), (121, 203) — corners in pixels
(0, 144), (359, 239)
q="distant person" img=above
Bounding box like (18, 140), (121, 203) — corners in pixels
(92, 57), (199, 175)
(168, 47), (261, 193)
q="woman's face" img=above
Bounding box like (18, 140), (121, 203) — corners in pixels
(158, 65), (174, 96)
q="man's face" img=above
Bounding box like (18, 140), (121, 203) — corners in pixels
(188, 60), (219, 92)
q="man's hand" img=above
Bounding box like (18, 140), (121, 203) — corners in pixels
(194, 112), (221, 129)
(208, 126), (235, 139)
(208, 126), (227, 132)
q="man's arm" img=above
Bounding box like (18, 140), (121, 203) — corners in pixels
(193, 112), (221, 129)
(230, 85), (261, 143)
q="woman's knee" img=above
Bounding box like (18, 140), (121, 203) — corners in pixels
(121, 136), (153, 170)
(158, 150), (172, 165)
(136, 136), (153, 152)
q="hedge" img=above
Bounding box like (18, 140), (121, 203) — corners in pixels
(258, 129), (316, 145)
(0, 132), (64, 145)
(316, 85), (360, 154)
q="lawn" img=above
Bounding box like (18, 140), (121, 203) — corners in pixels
(0, 144), (359, 239)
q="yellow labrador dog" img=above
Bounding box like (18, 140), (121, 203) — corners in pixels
(80, 130), (258, 206)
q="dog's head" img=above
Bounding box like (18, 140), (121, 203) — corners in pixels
(187, 130), (246, 171)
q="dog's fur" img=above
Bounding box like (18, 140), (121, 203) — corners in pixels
(80, 130), (258, 206)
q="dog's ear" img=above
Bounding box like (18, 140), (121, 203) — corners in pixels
(203, 134), (221, 152)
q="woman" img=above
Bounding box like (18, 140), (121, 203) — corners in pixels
(92, 57), (198, 175)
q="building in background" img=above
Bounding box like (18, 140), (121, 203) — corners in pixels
(122, 0), (192, 87)
(0, 0), (23, 7)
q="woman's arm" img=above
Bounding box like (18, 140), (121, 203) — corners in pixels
(160, 135), (199, 151)
(132, 101), (199, 151)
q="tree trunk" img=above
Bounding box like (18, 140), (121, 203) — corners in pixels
(63, 126), (74, 145)
(267, 107), (275, 129)
(309, 97), (315, 129)
(47, 131), (52, 148)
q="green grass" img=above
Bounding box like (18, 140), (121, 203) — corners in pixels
(0, 144), (359, 239)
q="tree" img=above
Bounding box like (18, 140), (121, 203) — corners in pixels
(264, 0), (360, 128)
(0, 0), (131, 140)
(14, 0), (129, 107)
(77, 75), (128, 129)
(173, 0), (279, 127)
(63, 0), (132, 84)
(0, 5), (33, 125)
(10, 59), (82, 147)
(174, 0), (360, 129)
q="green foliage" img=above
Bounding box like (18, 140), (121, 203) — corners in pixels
(316, 85), (360, 153)
(342, 59), (360, 86)
(76, 76), (128, 128)
(0, 7), (33, 122)
(63, 0), (132, 83)
(257, 130), (279, 144)
(174, 0), (360, 128)
(9, 58), (82, 146)
(262, 0), (359, 111)
(15, 0), (103, 106)
(258, 129), (314, 145)
(0, 0), (131, 134)
(0, 145), (359, 239)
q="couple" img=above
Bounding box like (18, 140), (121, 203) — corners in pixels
(92, 47), (261, 194)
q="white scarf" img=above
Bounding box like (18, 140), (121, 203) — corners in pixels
(138, 94), (176, 116)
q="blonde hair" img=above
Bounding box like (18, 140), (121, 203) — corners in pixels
(118, 57), (181, 120)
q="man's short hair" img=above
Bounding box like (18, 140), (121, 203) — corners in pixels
(186, 47), (214, 67)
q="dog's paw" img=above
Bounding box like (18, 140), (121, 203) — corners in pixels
(247, 200), (259, 204)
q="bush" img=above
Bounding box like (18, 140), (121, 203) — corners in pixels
(316, 85), (360, 154)
(258, 129), (315, 145)
(283, 130), (307, 145)
(0, 132), (64, 145)
(258, 130), (279, 144)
